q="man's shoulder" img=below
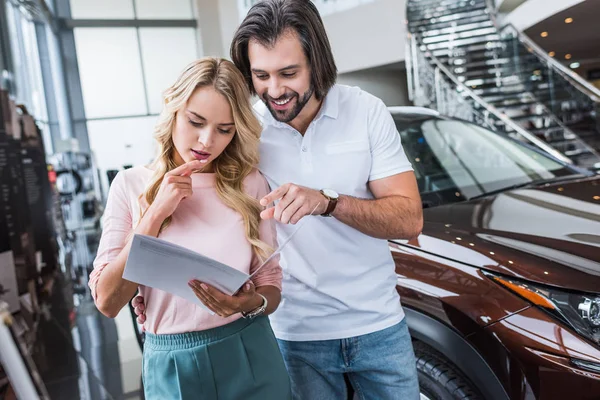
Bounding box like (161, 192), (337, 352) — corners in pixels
(335, 84), (384, 111)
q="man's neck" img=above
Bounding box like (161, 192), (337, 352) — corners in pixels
(288, 95), (323, 135)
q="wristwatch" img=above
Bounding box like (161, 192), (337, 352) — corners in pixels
(241, 294), (267, 319)
(320, 189), (339, 217)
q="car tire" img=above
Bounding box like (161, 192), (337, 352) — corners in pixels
(414, 341), (482, 400)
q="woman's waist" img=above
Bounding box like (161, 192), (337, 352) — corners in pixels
(140, 287), (244, 335)
(144, 316), (267, 350)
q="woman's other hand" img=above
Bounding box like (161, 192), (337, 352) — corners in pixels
(147, 160), (204, 221)
(188, 280), (263, 318)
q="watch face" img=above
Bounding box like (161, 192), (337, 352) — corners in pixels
(323, 189), (339, 199)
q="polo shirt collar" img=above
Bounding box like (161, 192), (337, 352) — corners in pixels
(317, 84), (339, 121)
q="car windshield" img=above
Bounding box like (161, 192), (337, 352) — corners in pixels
(394, 116), (577, 205)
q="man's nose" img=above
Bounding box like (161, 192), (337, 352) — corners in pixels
(267, 78), (285, 100)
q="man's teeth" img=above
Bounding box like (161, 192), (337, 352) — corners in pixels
(274, 98), (291, 106)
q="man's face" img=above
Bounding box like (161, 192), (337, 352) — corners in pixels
(248, 30), (314, 123)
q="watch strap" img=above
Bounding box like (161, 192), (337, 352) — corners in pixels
(320, 190), (338, 217)
(241, 293), (267, 319)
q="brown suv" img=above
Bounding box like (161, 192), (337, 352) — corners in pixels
(389, 108), (600, 400)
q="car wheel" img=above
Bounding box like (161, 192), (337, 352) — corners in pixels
(414, 341), (481, 400)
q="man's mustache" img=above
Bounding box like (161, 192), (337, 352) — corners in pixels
(264, 93), (297, 102)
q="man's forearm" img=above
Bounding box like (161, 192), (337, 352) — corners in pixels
(331, 194), (423, 240)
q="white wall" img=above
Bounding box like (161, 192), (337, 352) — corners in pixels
(217, 0), (239, 57)
(195, 0), (224, 57)
(194, 0), (240, 58)
(323, 0), (407, 73)
(199, 0), (409, 73)
(337, 66), (410, 106)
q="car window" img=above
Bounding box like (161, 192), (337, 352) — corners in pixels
(395, 116), (575, 204)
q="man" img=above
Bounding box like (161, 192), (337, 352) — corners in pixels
(135, 1), (423, 398)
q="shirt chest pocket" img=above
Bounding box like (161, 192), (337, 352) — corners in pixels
(325, 140), (370, 155)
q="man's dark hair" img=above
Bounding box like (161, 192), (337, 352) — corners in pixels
(230, 0), (337, 101)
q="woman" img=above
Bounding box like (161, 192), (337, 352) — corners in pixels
(89, 58), (292, 400)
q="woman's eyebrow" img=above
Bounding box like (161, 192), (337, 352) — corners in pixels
(187, 110), (234, 126)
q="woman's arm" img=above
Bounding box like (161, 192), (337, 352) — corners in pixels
(94, 208), (164, 318)
(92, 160), (201, 318)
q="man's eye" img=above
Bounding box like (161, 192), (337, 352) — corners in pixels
(282, 72), (296, 78)
(255, 75), (268, 80)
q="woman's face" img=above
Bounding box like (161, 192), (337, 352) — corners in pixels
(172, 86), (236, 171)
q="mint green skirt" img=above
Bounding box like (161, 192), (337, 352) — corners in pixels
(142, 316), (292, 400)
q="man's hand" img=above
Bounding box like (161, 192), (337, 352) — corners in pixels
(131, 295), (146, 325)
(259, 183), (326, 224)
(188, 280), (262, 318)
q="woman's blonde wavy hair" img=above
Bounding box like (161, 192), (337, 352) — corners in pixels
(141, 57), (272, 261)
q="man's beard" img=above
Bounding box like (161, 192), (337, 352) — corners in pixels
(263, 86), (314, 123)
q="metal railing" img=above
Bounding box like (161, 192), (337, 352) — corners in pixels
(501, 24), (600, 103)
(406, 32), (573, 164)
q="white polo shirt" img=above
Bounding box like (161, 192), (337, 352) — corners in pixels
(255, 84), (413, 341)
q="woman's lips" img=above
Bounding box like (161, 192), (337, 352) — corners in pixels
(191, 149), (210, 161)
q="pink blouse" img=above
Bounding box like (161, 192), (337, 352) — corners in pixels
(89, 166), (282, 334)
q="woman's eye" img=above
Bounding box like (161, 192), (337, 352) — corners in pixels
(218, 129), (232, 134)
(282, 73), (296, 78)
(188, 119), (203, 127)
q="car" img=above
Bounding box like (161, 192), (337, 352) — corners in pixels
(388, 107), (600, 400)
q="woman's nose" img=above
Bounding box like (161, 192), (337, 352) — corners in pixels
(198, 129), (214, 148)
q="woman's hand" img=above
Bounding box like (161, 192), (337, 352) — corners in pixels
(147, 160), (204, 221)
(188, 280), (263, 318)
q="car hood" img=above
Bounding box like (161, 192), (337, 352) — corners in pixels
(404, 175), (600, 293)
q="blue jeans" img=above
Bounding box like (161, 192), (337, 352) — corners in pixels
(277, 319), (419, 400)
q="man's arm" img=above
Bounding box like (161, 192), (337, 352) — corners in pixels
(259, 171), (422, 240)
(331, 171), (423, 240)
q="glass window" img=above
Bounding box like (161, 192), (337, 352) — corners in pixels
(87, 115), (158, 194)
(74, 28), (147, 119)
(69, 0), (135, 19)
(44, 24), (73, 142)
(5, 3), (49, 127)
(134, 0), (194, 20)
(139, 28), (198, 114)
(20, 18), (47, 122)
(395, 117), (575, 201)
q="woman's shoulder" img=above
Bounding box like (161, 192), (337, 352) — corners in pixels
(111, 165), (153, 193)
(243, 168), (271, 198)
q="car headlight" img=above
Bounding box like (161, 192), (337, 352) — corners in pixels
(484, 271), (600, 347)
(579, 298), (600, 327)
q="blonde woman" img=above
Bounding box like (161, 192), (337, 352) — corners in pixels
(88, 58), (292, 399)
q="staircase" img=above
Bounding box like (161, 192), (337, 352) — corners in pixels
(406, 0), (600, 169)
